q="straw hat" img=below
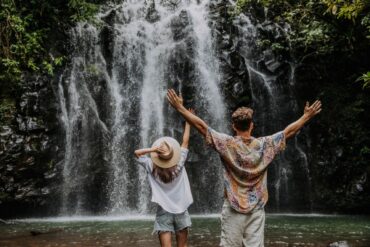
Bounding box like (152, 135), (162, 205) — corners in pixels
(150, 137), (181, 169)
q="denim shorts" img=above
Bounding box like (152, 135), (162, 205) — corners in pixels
(153, 206), (192, 235)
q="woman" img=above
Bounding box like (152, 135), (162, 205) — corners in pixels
(135, 113), (193, 247)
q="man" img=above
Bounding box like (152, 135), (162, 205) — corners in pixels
(166, 89), (322, 247)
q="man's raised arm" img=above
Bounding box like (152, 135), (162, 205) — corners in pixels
(283, 100), (322, 139)
(167, 89), (208, 137)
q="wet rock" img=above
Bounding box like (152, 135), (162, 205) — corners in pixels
(29, 118), (45, 131)
(0, 126), (12, 137)
(25, 190), (41, 197)
(328, 241), (350, 247)
(188, 152), (201, 163)
(40, 139), (49, 152)
(336, 147), (343, 157)
(41, 188), (50, 195)
(171, 10), (191, 41)
(263, 50), (281, 73)
(145, 0), (160, 23)
(355, 184), (363, 192)
(219, 33), (231, 49)
(101, 9), (116, 25)
(23, 156), (35, 166)
(44, 170), (57, 179)
(100, 25), (114, 73)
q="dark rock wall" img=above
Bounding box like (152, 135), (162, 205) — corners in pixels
(0, 74), (61, 218)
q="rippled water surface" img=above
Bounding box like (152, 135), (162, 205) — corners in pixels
(1, 215), (369, 246)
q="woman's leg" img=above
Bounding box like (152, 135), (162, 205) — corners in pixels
(159, 231), (172, 247)
(174, 210), (191, 247)
(175, 228), (188, 247)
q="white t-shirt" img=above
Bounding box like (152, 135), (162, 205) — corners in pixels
(137, 148), (193, 214)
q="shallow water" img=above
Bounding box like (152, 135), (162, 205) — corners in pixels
(0, 215), (369, 246)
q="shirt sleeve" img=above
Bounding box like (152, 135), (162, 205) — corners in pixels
(260, 131), (286, 164)
(177, 148), (189, 169)
(136, 156), (153, 173)
(205, 127), (234, 158)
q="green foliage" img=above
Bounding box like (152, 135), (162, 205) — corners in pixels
(271, 42), (286, 52)
(323, 0), (367, 22)
(321, 1), (370, 89)
(86, 64), (102, 76)
(69, 0), (99, 22)
(0, 1), (44, 85)
(360, 146), (370, 155)
(0, 98), (16, 125)
(357, 71), (370, 88)
(294, 20), (334, 54)
(0, 191), (10, 201)
(361, 13), (370, 38)
(236, 0), (370, 52)
(0, 0), (100, 91)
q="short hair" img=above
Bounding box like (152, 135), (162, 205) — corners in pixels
(231, 107), (253, 131)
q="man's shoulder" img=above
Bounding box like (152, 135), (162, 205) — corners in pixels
(208, 128), (234, 141)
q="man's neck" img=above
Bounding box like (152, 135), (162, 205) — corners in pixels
(235, 130), (252, 139)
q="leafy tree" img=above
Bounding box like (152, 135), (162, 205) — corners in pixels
(0, 0), (100, 91)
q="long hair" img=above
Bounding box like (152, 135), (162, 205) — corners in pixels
(152, 165), (180, 184)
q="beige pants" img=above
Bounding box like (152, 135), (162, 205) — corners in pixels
(220, 200), (265, 247)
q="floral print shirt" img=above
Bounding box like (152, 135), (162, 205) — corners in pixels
(206, 128), (286, 213)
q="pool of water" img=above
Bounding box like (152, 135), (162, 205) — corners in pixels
(0, 214), (369, 246)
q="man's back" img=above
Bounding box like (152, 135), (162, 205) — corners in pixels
(206, 128), (286, 213)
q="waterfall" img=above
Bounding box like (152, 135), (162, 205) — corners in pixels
(56, 0), (314, 215)
(57, 0), (226, 215)
(57, 23), (112, 215)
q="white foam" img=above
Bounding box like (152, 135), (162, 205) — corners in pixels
(12, 213), (354, 223)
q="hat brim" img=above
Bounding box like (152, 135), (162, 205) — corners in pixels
(150, 137), (181, 169)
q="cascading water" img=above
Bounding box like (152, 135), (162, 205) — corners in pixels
(57, 0), (226, 215)
(58, 23), (112, 215)
(57, 0), (314, 215)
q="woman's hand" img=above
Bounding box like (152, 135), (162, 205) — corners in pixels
(155, 143), (167, 154)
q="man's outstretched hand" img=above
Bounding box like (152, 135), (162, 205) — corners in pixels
(167, 89), (184, 110)
(303, 100), (322, 120)
(282, 100), (322, 139)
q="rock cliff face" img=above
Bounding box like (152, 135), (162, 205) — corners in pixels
(0, 74), (61, 218)
(0, 0), (369, 218)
